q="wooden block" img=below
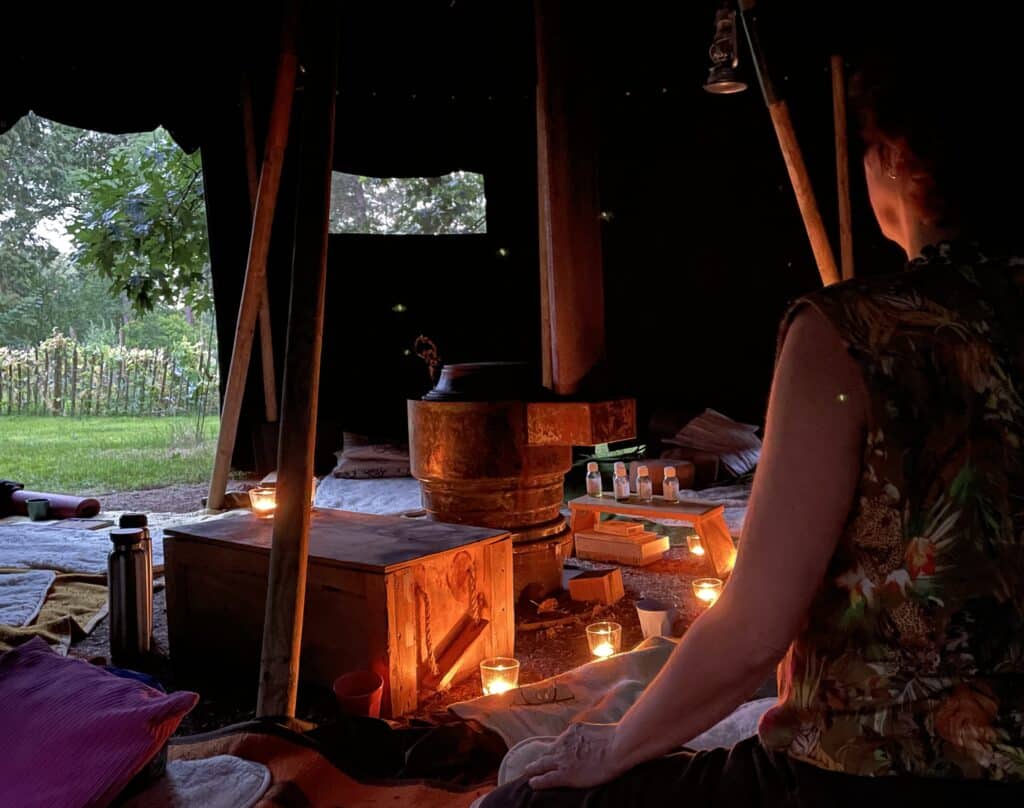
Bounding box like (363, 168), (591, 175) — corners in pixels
(568, 568), (624, 604)
(593, 520), (644, 537)
(575, 530), (669, 566)
(695, 512), (737, 577)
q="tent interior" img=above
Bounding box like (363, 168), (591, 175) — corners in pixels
(2, 1), (996, 805)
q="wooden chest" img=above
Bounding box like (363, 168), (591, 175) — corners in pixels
(163, 510), (513, 717)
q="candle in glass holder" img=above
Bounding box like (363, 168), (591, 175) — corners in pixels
(686, 534), (705, 556)
(480, 657), (520, 695)
(249, 486), (277, 518)
(692, 577), (723, 606)
(586, 621), (622, 658)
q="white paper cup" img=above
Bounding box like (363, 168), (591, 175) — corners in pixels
(635, 597), (677, 639)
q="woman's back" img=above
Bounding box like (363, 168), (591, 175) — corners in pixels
(759, 242), (1024, 779)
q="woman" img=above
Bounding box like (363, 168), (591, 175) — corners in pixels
(482, 34), (1024, 808)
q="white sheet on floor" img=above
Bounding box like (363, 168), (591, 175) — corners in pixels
(123, 756), (271, 808)
(0, 569), (56, 626)
(0, 510), (248, 575)
(314, 475), (423, 515)
(452, 636), (773, 754)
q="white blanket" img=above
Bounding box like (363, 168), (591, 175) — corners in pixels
(0, 569), (56, 626)
(452, 636), (774, 761)
(123, 756), (271, 808)
(654, 482), (753, 537)
(314, 475), (423, 515)
(0, 510), (244, 575)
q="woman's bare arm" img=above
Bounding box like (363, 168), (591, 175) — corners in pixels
(606, 306), (868, 770)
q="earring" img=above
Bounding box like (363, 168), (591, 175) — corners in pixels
(887, 167), (898, 180)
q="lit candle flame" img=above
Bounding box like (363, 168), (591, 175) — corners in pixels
(692, 578), (723, 606)
(483, 678), (515, 696)
(691, 544), (705, 556)
(591, 641), (615, 658)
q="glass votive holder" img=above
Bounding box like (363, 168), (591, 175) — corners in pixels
(248, 486), (277, 518)
(480, 657), (520, 696)
(586, 621), (622, 658)
(692, 577), (723, 606)
(686, 534), (705, 556)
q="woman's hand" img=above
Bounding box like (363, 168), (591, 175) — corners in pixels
(521, 723), (626, 790)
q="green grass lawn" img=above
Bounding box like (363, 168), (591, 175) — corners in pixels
(0, 415), (219, 493)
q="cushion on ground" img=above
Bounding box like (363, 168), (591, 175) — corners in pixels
(0, 637), (198, 808)
(122, 755), (271, 808)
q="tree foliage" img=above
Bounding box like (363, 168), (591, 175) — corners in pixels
(329, 171), (487, 235)
(69, 131), (211, 315)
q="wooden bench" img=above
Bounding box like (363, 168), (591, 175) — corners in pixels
(568, 494), (736, 576)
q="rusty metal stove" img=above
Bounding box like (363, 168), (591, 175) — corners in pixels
(408, 363), (635, 598)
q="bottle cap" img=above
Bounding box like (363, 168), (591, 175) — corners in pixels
(110, 528), (144, 547)
(613, 461), (625, 472)
(119, 513), (149, 529)
(637, 465), (648, 476)
(664, 466), (676, 478)
(586, 462), (599, 473)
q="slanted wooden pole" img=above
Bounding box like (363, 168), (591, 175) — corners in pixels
(242, 75), (280, 423)
(207, 8), (297, 511)
(740, 0), (840, 287)
(256, 5), (339, 718)
(535, 0), (606, 395)
(831, 54), (854, 280)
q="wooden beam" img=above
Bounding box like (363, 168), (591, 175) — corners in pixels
(535, 0), (606, 395)
(242, 75), (281, 424)
(207, 10), (297, 511)
(740, 0), (840, 287)
(256, 5), (339, 718)
(831, 54), (854, 280)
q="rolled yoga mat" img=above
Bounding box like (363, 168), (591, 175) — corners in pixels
(10, 490), (101, 519)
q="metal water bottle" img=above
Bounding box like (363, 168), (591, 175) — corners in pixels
(118, 513), (153, 647)
(108, 528), (151, 666)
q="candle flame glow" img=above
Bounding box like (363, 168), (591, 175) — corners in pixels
(483, 678), (515, 696)
(592, 641), (615, 658)
(691, 544), (705, 556)
(692, 578), (723, 606)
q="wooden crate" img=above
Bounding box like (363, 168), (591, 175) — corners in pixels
(163, 510), (513, 718)
(575, 529), (669, 566)
(568, 568), (624, 604)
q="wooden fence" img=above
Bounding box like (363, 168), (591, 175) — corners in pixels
(0, 335), (219, 417)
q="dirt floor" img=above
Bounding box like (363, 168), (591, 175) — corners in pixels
(69, 532), (772, 736)
(96, 480), (260, 514)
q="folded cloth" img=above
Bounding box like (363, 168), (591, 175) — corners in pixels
(332, 456), (411, 479)
(0, 637), (197, 808)
(0, 569), (108, 655)
(0, 569), (56, 626)
(123, 756), (271, 808)
(451, 637), (676, 748)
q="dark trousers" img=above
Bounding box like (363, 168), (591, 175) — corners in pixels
(481, 737), (1024, 808)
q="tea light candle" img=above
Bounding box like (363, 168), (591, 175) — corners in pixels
(586, 621), (622, 658)
(692, 577), (723, 606)
(480, 657), (520, 695)
(248, 486), (276, 518)
(686, 534), (705, 556)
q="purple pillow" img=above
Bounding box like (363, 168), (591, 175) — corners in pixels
(0, 638), (198, 808)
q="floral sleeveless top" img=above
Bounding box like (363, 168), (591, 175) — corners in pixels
(758, 243), (1024, 780)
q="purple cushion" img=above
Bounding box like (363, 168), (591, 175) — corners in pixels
(0, 638), (198, 808)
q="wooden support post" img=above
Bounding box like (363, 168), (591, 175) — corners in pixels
(256, 6), (339, 718)
(740, 0), (840, 287)
(242, 75), (280, 424)
(207, 9), (297, 511)
(535, 0), (606, 395)
(831, 54), (854, 280)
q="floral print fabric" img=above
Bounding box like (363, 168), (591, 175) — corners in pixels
(758, 243), (1024, 780)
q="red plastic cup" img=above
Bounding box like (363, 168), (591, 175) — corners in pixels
(332, 670), (384, 718)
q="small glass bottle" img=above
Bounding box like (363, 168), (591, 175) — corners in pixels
(613, 463), (630, 501)
(662, 466), (680, 501)
(585, 461), (603, 497)
(636, 465), (653, 502)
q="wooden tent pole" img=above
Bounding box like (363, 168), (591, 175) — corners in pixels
(206, 10), (297, 511)
(740, 0), (840, 287)
(831, 54), (854, 280)
(256, 4), (339, 718)
(241, 75), (281, 424)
